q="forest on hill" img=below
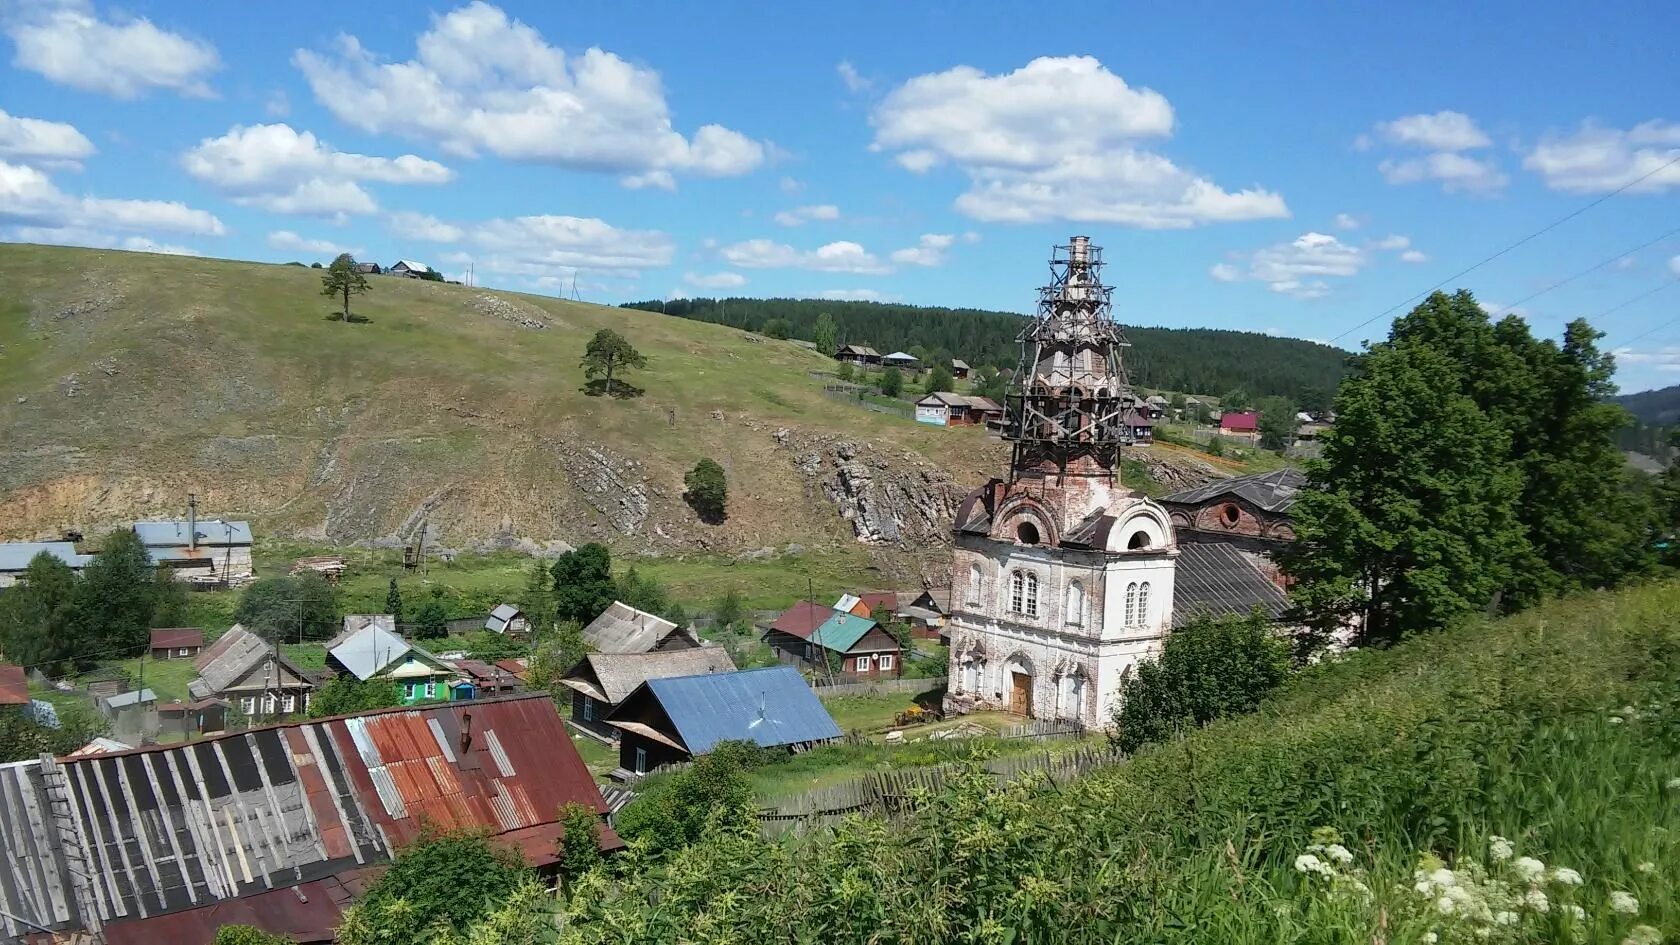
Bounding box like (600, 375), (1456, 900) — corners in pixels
(624, 297), (1352, 410)
(1617, 382), (1680, 426)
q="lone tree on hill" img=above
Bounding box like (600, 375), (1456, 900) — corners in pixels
(812, 312), (838, 355)
(321, 253), (371, 322)
(581, 328), (647, 397)
(685, 458), (729, 523)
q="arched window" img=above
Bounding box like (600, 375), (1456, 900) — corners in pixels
(967, 564), (983, 605)
(1062, 671), (1086, 720)
(1124, 582), (1138, 625)
(1127, 530), (1151, 550)
(1064, 580), (1085, 627)
(1137, 582), (1152, 627)
(1023, 572), (1039, 617)
(1016, 521), (1040, 545)
(1010, 570), (1026, 614)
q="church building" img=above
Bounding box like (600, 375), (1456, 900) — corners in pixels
(945, 236), (1179, 729)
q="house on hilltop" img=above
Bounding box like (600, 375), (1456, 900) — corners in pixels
(0, 694), (619, 943)
(353, 261), (381, 275)
(582, 601), (700, 653)
(388, 259), (432, 277)
(834, 344), (881, 366)
(882, 351), (921, 370)
(0, 541), (90, 587)
(149, 627), (203, 660)
(560, 647), (738, 740)
(188, 624), (315, 718)
(605, 665), (841, 776)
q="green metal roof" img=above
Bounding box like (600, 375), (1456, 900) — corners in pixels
(808, 611), (878, 653)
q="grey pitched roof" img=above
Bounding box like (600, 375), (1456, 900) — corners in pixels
(582, 601), (689, 653)
(568, 647), (738, 704)
(1172, 543), (1290, 627)
(1158, 467), (1308, 514)
(615, 666), (841, 754)
(189, 626), (310, 698)
(0, 541), (90, 571)
(102, 689), (157, 709)
(132, 519), (253, 546)
(329, 621), (412, 680)
(486, 603), (522, 632)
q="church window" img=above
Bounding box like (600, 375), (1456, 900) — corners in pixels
(1065, 581), (1085, 626)
(1137, 582), (1151, 626)
(1009, 570), (1039, 617)
(1016, 521), (1040, 545)
(967, 564), (983, 605)
(1221, 504), (1240, 527)
(1024, 572), (1039, 616)
(1124, 582), (1138, 625)
(1127, 529), (1151, 550)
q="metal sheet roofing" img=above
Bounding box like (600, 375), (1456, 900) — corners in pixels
(190, 627), (311, 700)
(809, 611), (880, 654)
(0, 694), (615, 942)
(581, 601), (684, 653)
(0, 541), (90, 572)
(567, 648), (738, 704)
(101, 688), (156, 709)
(767, 601), (832, 639)
(631, 666), (841, 755)
(328, 623), (412, 681)
(0, 665), (25, 705)
(150, 628), (204, 650)
(485, 603), (521, 633)
(132, 520), (253, 546)
(1159, 467), (1308, 515)
(1172, 542), (1290, 627)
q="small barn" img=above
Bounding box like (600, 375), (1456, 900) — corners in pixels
(834, 344), (881, 366)
(560, 647), (738, 740)
(0, 541), (90, 588)
(605, 665), (841, 777)
(950, 358), (971, 379)
(149, 627), (204, 660)
(388, 259), (433, 278)
(582, 601), (700, 653)
(157, 698), (229, 737)
(1144, 394), (1170, 419)
(485, 603), (529, 636)
(881, 351), (921, 370)
(99, 688), (159, 739)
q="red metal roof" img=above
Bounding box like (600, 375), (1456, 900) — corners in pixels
(769, 600), (834, 640)
(0, 664), (25, 705)
(98, 877), (354, 945)
(150, 627), (204, 649)
(1220, 411), (1259, 431)
(493, 658), (530, 680)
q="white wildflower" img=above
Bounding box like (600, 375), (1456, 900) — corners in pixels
(1666, 777), (1680, 790)
(1429, 867), (1459, 888)
(1423, 934), (1438, 945)
(1609, 890), (1640, 914)
(1489, 836), (1514, 861)
(1524, 888), (1550, 913)
(1495, 910), (1520, 926)
(1566, 904), (1587, 922)
(1436, 896), (1457, 915)
(1621, 705), (1638, 717)
(1550, 867), (1584, 886)
(1324, 843), (1354, 865)
(1294, 853), (1325, 875)
(1625, 925), (1663, 945)
(1445, 884), (1474, 905)
(1636, 861), (1655, 874)
(1610, 716), (1625, 724)
(1512, 856), (1546, 882)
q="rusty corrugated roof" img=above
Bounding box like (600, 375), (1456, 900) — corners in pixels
(0, 664), (25, 705)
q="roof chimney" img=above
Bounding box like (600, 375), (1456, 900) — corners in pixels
(186, 493), (198, 550)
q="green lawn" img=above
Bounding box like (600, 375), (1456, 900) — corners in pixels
(570, 730), (618, 777)
(108, 655), (200, 703)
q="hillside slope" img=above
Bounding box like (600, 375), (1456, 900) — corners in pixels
(0, 245), (1017, 572)
(1617, 382), (1680, 425)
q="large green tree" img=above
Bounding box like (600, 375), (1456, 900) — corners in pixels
(308, 675), (401, 718)
(415, 587), (449, 639)
(1109, 612), (1290, 753)
(320, 252), (371, 321)
(551, 543), (616, 625)
(76, 530), (164, 657)
(923, 364), (954, 395)
(336, 829), (531, 945)
(1256, 395), (1298, 451)
(580, 328), (647, 396)
(0, 552), (85, 670)
(879, 367), (904, 397)
(234, 572), (340, 642)
(812, 312), (838, 355)
(684, 458), (729, 524)
(1286, 341), (1527, 648)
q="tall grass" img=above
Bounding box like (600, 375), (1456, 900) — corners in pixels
(558, 582), (1680, 944)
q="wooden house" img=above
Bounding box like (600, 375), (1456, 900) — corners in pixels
(1218, 411), (1260, 442)
(951, 359), (971, 379)
(485, 603), (529, 635)
(99, 689), (159, 739)
(895, 588), (949, 639)
(149, 627), (204, 660)
(388, 259), (433, 278)
(1144, 394), (1170, 419)
(582, 601), (701, 653)
(915, 392), (1005, 427)
(560, 647), (737, 740)
(326, 615), (459, 703)
(352, 262), (381, 275)
(1124, 408), (1155, 443)
(605, 665), (841, 777)
(834, 344), (882, 366)
(189, 625), (315, 718)
(881, 351), (921, 371)
(157, 698), (229, 737)
(763, 602), (904, 681)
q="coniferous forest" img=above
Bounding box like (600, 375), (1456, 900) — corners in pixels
(623, 297), (1353, 410)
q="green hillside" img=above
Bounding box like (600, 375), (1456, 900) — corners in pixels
(625, 296), (1353, 410)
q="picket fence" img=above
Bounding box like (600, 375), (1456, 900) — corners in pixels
(811, 676), (947, 699)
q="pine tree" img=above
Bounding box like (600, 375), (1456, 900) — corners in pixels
(385, 578), (404, 626)
(580, 329), (647, 396)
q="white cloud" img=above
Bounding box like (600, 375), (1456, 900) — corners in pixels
(1523, 121), (1680, 194)
(1399, 249), (1428, 264)
(961, 230), (982, 243)
(388, 211), (464, 243)
(1379, 152), (1507, 193)
(683, 271), (746, 289)
(1214, 231), (1366, 299)
(0, 108), (94, 166)
(182, 123), (452, 217)
(1370, 111), (1490, 151)
(1613, 345), (1680, 372)
(816, 289), (895, 302)
(621, 170), (676, 191)
(423, 214), (675, 287)
(772, 203), (841, 227)
(779, 176), (805, 195)
(666, 288), (689, 301)
(837, 60), (870, 93)
(265, 90), (290, 118)
(4, 0), (220, 99)
(720, 238), (891, 274)
(1614, 255), (1638, 271)
(267, 230), (360, 256)
(1333, 212), (1360, 230)
(3, 224), (200, 255)
(889, 232), (956, 267)
(293, 3), (766, 184)
(1372, 234), (1410, 251)
(870, 55), (1286, 227)
(0, 159), (224, 235)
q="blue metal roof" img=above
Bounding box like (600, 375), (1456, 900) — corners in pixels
(132, 519), (254, 546)
(644, 666), (841, 754)
(0, 541), (90, 572)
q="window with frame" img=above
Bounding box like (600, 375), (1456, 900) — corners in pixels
(582, 699), (594, 721)
(879, 654), (895, 671)
(1023, 572), (1039, 617)
(240, 696), (255, 716)
(404, 683), (417, 700)
(282, 694), (296, 713)
(262, 694), (276, 715)
(424, 681), (437, 699)
(176, 648), (191, 657)
(634, 746), (648, 775)
(855, 655), (870, 672)
(1124, 583), (1138, 625)
(1137, 582), (1151, 626)
(1009, 570), (1040, 617)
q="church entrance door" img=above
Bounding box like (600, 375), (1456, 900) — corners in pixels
(1009, 671), (1032, 716)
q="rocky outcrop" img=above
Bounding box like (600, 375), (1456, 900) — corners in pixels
(1126, 447), (1223, 492)
(773, 427), (961, 549)
(560, 444), (652, 536)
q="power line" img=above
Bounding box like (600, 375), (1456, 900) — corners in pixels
(1481, 225), (1680, 320)
(1602, 280), (1680, 348)
(1329, 152), (1680, 345)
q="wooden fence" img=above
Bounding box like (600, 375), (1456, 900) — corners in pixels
(811, 676), (947, 699)
(996, 717), (1085, 740)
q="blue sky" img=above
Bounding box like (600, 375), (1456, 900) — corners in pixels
(3, 0), (1679, 390)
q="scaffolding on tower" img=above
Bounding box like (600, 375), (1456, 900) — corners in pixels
(1004, 235), (1138, 481)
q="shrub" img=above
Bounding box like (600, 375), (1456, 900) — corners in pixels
(1110, 610), (1290, 753)
(684, 458), (729, 524)
(336, 828), (531, 945)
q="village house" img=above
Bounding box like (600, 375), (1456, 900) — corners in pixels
(0, 664), (26, 706)
(1144, 394), (1170, 419)
(763, 601), (904, 681)
(582, 600), (701, 653)
(149, 627), (204, 660)
(560, 647), (738, 740)
(0, 695), (619, 943)
(156, 697), (229, 737)
(133, 515), (255, 585)
(1124, 408), (1156, 443)
(352, 261), (381, 275)
(1295, 413), (1334, 442)
(1218, 410), (1260, 442)
(605, 665), (841, 777)
(446, 658), (524, 699)
(326, 615), (459, 703)
(98, 688), (158, 739)
(834, 343), (882, 366)
(188, 624), (315, 718)
(484, 602), (529, 635)
(494, 657), (531, 682)
(0, 540), (90, 588)
(915, 392), (1005, 427)
(895, 588), (950, 639)
(951, 358), (972, 379)
(388, 258), (433, 277)
(834, 591), (898, 619)
(881, 350), (921, 371)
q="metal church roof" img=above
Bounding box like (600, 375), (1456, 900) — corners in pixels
(629, 666), (841, 755)
(1171, 543), (1290, 626)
